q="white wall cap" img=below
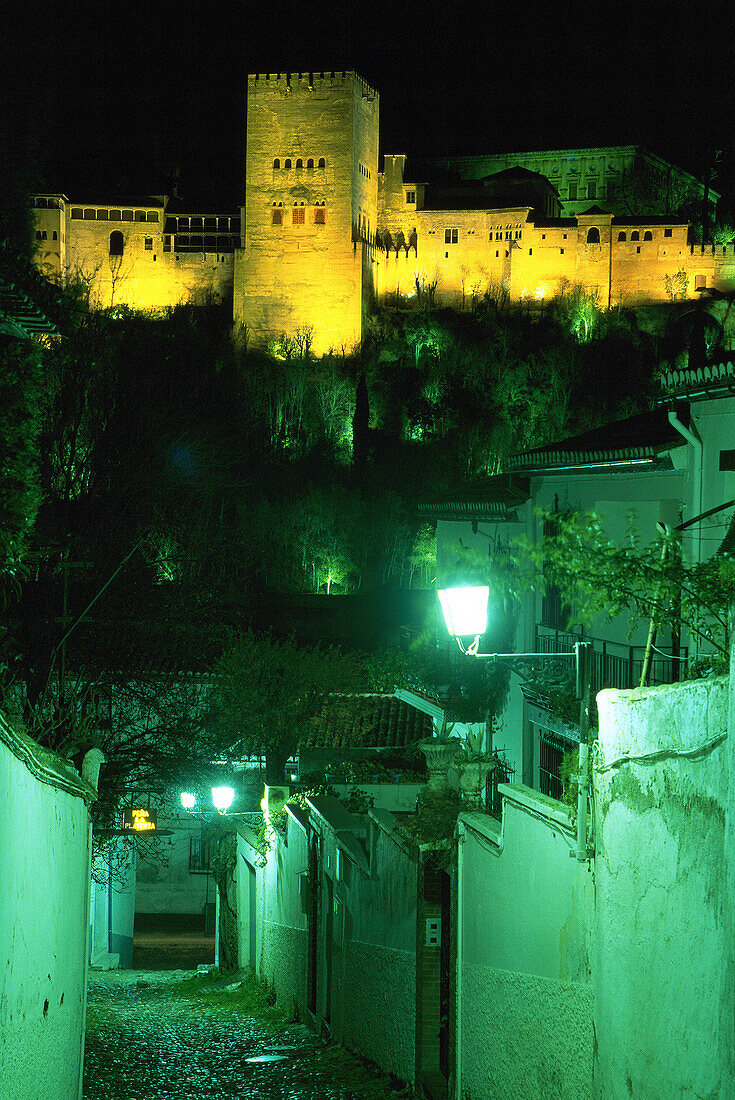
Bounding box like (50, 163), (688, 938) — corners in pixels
(497, 782), (575, 831)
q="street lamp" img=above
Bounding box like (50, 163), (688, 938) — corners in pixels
(179, 783), (238, 970)
(437, 585), (593, 861)
(211, 786), (235, 815)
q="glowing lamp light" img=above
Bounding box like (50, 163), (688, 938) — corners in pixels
(535, 282), (548, 300)
(180, 791), (196, 810)
(437, 586), (489, 639)
(212, 786), (235, 815)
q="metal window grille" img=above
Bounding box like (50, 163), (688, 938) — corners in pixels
(189, 835), (212, 874)
(538, 729), (575, 801)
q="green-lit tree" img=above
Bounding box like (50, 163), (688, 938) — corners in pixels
(209, 630), (365, 782)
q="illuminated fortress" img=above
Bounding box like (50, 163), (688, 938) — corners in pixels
(33, 70), (735, 353)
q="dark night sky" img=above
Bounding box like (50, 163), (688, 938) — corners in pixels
(5, 1), (733, 208)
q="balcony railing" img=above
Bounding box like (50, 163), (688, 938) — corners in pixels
(535, 624), (687, 696)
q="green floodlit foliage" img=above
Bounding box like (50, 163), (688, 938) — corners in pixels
(210, 630), (366, 783)
(0, 340), (44, 602)
(502, 509), (735, 668)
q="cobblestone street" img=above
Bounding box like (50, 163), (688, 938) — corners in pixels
(83, 969), (412, 1100)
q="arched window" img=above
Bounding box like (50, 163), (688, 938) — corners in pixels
(318, 158), (326, 168)
(307, 158), (314, 169)
(273, 158), (280, 169)
(284, 159), (292, 169)
(52, 231), (57, 240)
(643, 230), (653, 241)
(630, 231), (639, 241)
(617, 231), (626, 241)
(109, 231), (124, 256)
(272, 209), (283, 226)
(314, 207), (325, 225)
(296, 158), (303, 169)
(586, 227), (600, 244)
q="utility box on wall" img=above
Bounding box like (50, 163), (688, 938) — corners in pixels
(426, 917), (441, 946)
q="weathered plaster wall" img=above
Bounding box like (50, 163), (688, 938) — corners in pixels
(342, 941), (416, 1081)
(253, 811), (309, 1017)
(594, 676), (733, 1099)
(459, 788), (593, 1100)
(135, 812), (213, 916)
(0, 719), (92, 1100)
(334, 813), (417, 1082)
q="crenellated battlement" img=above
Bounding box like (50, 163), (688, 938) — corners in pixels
(248, 71), (378, 100)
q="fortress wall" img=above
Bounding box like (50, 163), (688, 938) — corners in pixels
(377, 206), (735, 313)
(65, 207), (169, 310)
(32, 205), (65, 281)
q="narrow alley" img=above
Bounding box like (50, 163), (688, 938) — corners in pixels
(83, 969), (413, 1100)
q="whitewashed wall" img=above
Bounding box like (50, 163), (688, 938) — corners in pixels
(241, 808), (309, 1018)
(135, 812), (213, 915)
(0, 716), (95, 1100)
(243, 797), (418, 1085)
(91, 842), (137, 967)
(594, 676), (733, 1099)
(459, 785), (594, 1100)
(332, 810), (417, 1083)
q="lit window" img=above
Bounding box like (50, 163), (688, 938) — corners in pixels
(444, 227), (458, 244)
(109, 231), (124, 256)
(695, 274), (707, 289)
(293, 208), (305, 225)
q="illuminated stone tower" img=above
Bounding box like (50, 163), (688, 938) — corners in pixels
(234, 71), (379, 355)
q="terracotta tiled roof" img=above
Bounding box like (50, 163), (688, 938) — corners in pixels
(659, 360), (735, 402)
(301, 694), (433, 750)
(418, 474), (529, 520)
(507, 408), (686, 473)
(0, 276), (58, 337)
